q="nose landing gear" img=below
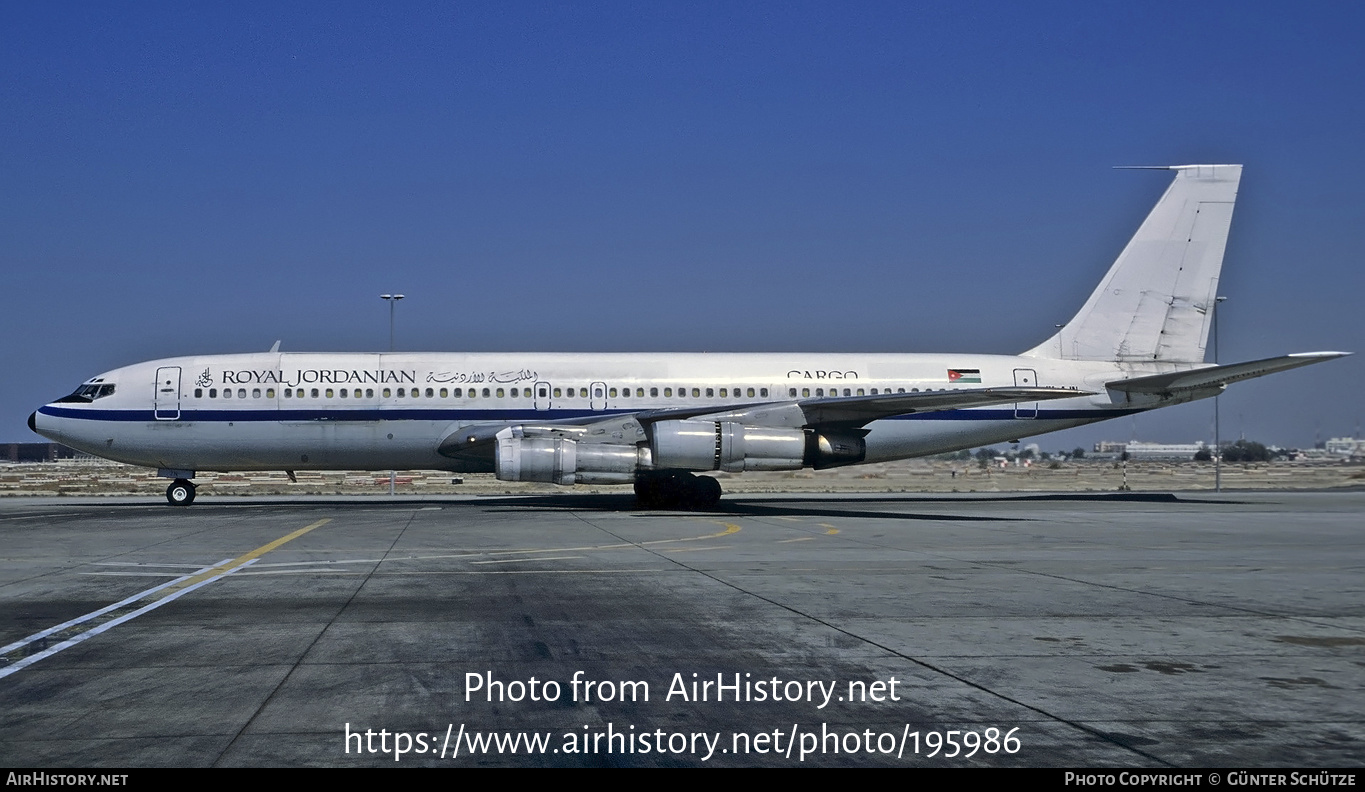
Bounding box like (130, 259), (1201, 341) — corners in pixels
(166, 479), (196, 506)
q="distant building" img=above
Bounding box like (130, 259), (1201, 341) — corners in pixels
(1091, 440), (1208, 461)
(1325, 438), (1365, 457)
(3, 443), (81, 463)
(1125, 441), (1207, 460)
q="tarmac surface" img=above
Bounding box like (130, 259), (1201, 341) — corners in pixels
(0, 491), (1360, 767)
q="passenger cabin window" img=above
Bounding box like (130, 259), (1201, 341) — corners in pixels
(267, 388), (275, 398)
(194, 388), (202, 398)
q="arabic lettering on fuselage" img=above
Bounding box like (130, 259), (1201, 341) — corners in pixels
(427, 369), (538, 385)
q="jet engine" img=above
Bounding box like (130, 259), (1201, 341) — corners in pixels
(649, 420), (865, 472)
(494, 433), (646, 485)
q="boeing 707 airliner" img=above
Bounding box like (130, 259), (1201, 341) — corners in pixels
(29, 165), (1347, 507)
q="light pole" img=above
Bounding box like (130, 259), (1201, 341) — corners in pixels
(380, 294), (404, 351)
(381, 294), (404, 496)
(1214, 295), (1226, 492)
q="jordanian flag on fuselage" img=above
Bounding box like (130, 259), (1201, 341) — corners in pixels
(947, 369), (981, 384)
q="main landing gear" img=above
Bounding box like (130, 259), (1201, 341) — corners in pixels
(634, 471), (722, 511)
(166, 479), (196, 506)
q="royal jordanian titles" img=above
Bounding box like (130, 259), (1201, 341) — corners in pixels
(29, 165), (1348, 507)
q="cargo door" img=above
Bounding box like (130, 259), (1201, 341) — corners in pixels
(1013, 368), (1038, 419)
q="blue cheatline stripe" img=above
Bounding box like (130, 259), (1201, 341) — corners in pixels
(39, 404), (1142, 424)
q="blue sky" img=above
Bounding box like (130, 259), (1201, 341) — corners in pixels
(3, 2), (1360, 449)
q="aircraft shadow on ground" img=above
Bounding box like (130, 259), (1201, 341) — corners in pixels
(469, 490), (1245, 522)
(8, 490), (1249, 522)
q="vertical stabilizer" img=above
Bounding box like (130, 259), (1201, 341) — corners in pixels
(1024, 164), (1241, 362)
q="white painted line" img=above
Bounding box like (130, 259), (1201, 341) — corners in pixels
(0, 559), (230, 656)
(91, 562), (213, 568)
(81, 572), (209, 578)
(0, 559), (253, 680)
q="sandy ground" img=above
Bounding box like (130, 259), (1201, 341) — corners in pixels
(4, 457), (1362, 497)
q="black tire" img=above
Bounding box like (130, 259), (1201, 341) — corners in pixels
(166, 479), (196, 506)
(635, 472), (692, 510)
(693, 476), (722, 509)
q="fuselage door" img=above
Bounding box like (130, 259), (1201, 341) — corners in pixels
(591, 381), (608, 411)
(1013, 368), (1038, 419)
(534, 381), (552, 411)
(154, 366), (182, 420)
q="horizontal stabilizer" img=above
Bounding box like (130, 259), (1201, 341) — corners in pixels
(1106, 352), (1350, 395)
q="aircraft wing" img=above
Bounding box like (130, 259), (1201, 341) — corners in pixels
(1106, 352), (1350, 395)
(640, 386), (1087, 429)
(788, 386), (1086, 427)
(437, 386), (1087, 460)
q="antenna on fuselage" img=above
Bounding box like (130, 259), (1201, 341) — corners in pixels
(269, 340), (281, 353)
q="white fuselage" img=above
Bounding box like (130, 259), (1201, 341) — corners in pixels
(32, 351), (1189, 474)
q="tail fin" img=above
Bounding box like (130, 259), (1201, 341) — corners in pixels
(1024, 164), (1242, 363)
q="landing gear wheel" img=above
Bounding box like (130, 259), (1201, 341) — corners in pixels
(634, 474), (666, 509)
(694, 475), (722, 509)
(634, 472), (722, 511)
(166, 479), (196, 506)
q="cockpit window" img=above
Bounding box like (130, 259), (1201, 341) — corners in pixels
(56, 383), (116, 403)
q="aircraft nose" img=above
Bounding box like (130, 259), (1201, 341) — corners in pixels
(28, 411), (37, 434)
